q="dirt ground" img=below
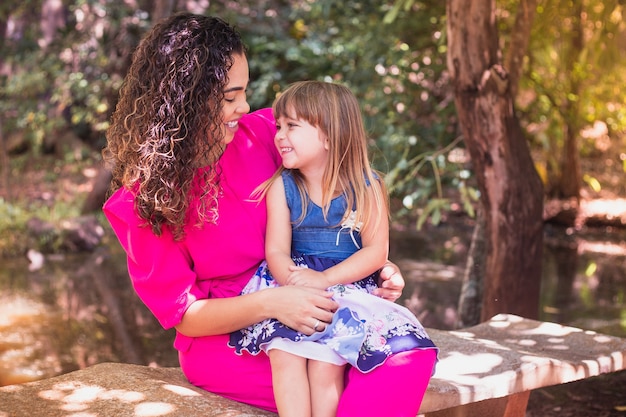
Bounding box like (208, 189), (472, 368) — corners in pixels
(526, 370), (626, 417)
(3, 150), (626, 417)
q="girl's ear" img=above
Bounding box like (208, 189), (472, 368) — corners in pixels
(323, 135), (330, 150)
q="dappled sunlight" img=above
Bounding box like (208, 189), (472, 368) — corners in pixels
(395, 259), (463, 282)
(0, 295), (59, 386)
(0, 363), (278, 416)
(578, 240), (626, 256)
(39, 382), (146, 405)
(421, 314), (626, 412)
(434, 351), (504, 382)
(162, 384), (202, 397)
(135, 403), (176, 416)
(0, 253), (179, 389)
(581, 198), (626, 221)
(34, 380), (178, 416)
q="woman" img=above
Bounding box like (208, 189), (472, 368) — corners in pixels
(103, 12), (436, 416)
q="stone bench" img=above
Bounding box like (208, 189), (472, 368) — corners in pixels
(1, 314), (625, 417)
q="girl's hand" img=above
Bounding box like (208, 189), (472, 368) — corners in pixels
(374, 260), (405, 302)
(286, 265), (330, 289)
(270, 286), (337, 335)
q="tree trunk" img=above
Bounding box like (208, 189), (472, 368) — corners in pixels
(81, 165), (113, 214)
(40, 0), (67, 50)
(151, 0), (176, 23)
(456, 207), (486, 328)
(456, 0), (538, 328)
(556, 2), (584, 201)
(0, 117), (9, 200)
(504, 0), (538, 98)
(557, 123), (581, 200)
(447, 0), (544, 321)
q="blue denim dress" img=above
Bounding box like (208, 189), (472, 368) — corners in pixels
(229, 171), (437, 372)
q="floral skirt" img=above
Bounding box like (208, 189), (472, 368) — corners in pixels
(228, 253), (437, 373)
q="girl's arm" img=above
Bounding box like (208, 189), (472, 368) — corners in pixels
(287, 180), (389, 288)
(264, 175), (296, 285)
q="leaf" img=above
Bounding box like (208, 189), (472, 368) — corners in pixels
(583, 174), (602, 192)
(416, 198), (449, 230)
(383, 2), (403, 24)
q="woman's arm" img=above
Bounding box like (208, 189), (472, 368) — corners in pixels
(177, 175), (342, 337)
(175, 285), (338, 337)
(105, 186), (339, 339)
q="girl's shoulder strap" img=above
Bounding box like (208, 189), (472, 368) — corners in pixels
(280, 169), (297, 200)
(280, 170), (305, 222)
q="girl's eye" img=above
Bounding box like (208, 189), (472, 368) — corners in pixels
(225, 97), (235, 103)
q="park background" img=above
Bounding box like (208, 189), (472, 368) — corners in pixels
(1, 1), (625, 416)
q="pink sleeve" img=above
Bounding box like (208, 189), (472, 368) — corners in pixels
(102, 108), (280, 331)
(248, 107), (281, 167)
(103, 188), (201, 329)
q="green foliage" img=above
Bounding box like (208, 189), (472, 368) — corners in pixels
(4, 0), (626, 230)
(0, 197), (54, 257)
(516, 0), (626, 191)
(0, 1), (149, 153)
(1, 0), (474, 229)
(233, 0), (470, 227)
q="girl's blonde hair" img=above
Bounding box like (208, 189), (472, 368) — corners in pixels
(268, 80), (388, 231)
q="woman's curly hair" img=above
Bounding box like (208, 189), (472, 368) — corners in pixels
(103, 13), (245, 240)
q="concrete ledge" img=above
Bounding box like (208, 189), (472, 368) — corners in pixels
(424, 314), (626, 409)
(0, 362), (275, 417)
(1, 314), (625, 417)
(422, 314), (626, 416)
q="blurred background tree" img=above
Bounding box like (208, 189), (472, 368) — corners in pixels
(1, 0), (466, 223)
(516, 0), (626, 201)
(1, 2), (625, 318)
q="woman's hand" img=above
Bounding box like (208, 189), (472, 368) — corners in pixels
(270, 285), (338, 335)
(374, 260), (405, 302)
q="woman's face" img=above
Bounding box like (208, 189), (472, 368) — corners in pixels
(221, 53), (250, 145)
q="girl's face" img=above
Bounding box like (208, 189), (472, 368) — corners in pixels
(221, 53), (250, 145)
(275, 110), (329, 176)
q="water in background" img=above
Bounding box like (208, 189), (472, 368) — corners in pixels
(1, 221), (625, 386)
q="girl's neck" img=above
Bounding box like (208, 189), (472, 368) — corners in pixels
(301, 173), (342, 207)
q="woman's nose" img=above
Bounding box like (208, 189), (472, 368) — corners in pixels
(238, 99), (250, 114)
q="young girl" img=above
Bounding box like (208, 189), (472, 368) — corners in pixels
(230, 81), (437, 417)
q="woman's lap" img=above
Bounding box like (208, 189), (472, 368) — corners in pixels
(180, 334), (437, 416)
(179, 334), (277, 412)
(339, 348), (437, 417)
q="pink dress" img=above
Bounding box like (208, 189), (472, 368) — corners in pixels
(103, 108), (436, 415)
